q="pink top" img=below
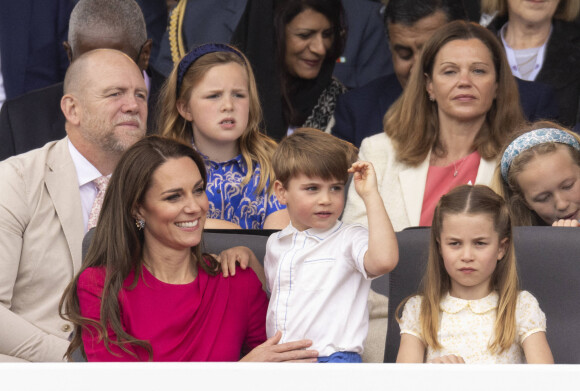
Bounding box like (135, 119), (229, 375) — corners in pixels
(78, 264), (268, 362)
(420, 151), (481, 226)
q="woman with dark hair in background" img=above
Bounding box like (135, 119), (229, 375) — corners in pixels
(271, 0), (348, 138)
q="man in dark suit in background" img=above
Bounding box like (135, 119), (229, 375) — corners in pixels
(0, 0), (152, 161)
(332, 0), (559, 148)
(0, 0), (74, 105)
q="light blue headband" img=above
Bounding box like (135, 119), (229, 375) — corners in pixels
(500, 128), (580, 181)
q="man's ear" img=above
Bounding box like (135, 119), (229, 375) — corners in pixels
(61, 94), (81, 126)
(176, 99), (193, 121)
(137, 39), (153, 71)
(274, 180), (288, 205)
(63, 41), (73, 63)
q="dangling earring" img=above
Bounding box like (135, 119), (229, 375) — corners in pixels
(135, 218), (145, 230)
(429, 95), (435, 102)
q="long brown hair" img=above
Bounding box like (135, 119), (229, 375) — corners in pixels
(158, 46), (278, 194)
(492, 121), (580, 226)
(60, 136), (219, 361)
(384, 20), (524, 166)
(397, 185), (519, 354)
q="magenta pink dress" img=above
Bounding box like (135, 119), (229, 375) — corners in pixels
(419, 151), (481, 226)
(78, 264), (268, 361)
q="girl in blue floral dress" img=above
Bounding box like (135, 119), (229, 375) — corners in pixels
(159, 43), (288, 229)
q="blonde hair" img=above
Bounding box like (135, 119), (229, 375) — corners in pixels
(492, 121), (580, 226)
(397, 185), (519, 354)
(481, 0), (580, 22)
(383, 20), (524, 166)
(273, 128), (358, 187)
(158, 47), (278, 194)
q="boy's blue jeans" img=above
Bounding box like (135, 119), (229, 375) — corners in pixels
(317, 351), (362, 363)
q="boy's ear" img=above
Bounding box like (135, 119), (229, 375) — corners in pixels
(497, 237), (509, 261)
(274, 180), (288, 205)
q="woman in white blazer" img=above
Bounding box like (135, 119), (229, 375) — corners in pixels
(343, 21), (526, 231)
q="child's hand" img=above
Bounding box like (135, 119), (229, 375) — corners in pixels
(428, 354), (465, 364)
(552, 219), (580, 227)
(348, 161), (379, 199)
(215, 246), (255, 277)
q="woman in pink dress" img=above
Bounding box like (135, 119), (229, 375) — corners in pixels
(60, 136), (318, 362)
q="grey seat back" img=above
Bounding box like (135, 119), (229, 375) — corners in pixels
(384, 226), (580, 364)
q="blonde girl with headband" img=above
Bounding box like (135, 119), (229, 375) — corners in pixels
(493, 121), (580, 227)
(158, 43), (289, 230)
(396, 185), (553, 364)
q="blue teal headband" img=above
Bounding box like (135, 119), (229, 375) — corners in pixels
(176, 43), (244, 97)
(500, 128), (580, 181)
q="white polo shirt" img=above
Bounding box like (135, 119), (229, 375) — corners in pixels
(265, 220), (372, 357)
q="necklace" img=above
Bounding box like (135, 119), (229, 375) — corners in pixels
(452, 155), (469, 177)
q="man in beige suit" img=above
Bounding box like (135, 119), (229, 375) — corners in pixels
(0, 49), (147, 361)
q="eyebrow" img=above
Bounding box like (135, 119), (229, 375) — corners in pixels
(160, 179), (204, 195)
(393, 44), (412, 52)
(438, 61), (491, 66)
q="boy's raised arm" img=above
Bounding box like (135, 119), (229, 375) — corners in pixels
(349, 161), (398, 277)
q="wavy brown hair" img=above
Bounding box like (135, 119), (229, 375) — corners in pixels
(158, 46), (278, 194)
(60, 136), (219, 361)
(383, 20), (524, 166)
(492, 121), (580, 226)
(397, 185), (519, 354)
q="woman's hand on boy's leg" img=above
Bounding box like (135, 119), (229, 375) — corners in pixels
(240, 331), (319, 362)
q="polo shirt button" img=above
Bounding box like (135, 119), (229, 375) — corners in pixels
(61, 324), (72, 332)
(217, 189), (221, 194)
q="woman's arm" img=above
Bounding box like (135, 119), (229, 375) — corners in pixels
(396, 334), (426, 363)
(522, 331), (554, 364)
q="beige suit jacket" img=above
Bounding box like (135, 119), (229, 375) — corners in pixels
(0, 138), (84, 361)
(342, 132), (497, 231)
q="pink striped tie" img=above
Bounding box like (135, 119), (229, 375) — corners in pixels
(87, 176), (110, 230)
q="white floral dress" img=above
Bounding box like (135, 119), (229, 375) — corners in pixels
(399, 291), (546, 363)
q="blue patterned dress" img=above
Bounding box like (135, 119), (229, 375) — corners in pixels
(198, 152), (285, 229)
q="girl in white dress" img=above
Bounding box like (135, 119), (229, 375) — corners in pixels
(396, 185), (553, 363)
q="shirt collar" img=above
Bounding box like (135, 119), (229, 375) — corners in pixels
(440, 291), (499, 314)
(277, 220), (343, 241)
(67, 139), (103, 187)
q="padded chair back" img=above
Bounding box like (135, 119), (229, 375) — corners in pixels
(82, 228), (276, 266)
(384, 226), (580, 364)
(384, 228), (430, 363)
(202, 229), (276, 266)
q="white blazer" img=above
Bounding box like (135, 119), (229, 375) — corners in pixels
(342, 133), (497, 231)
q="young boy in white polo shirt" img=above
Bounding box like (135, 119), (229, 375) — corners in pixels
(266, 128), (398, 363)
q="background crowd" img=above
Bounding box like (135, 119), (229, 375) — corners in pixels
(0, 0), (578, 363)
